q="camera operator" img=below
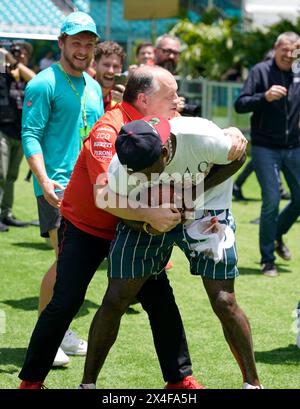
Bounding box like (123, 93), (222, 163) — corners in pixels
(0, 42), (35, 231)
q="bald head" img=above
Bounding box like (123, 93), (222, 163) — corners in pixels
(123, 65), (179, 118)
(123, 65), (174, 103)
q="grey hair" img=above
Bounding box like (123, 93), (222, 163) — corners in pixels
(155, 34), (181, 48)
(275, 32), (300, 46)
(123, 66), (167, 103)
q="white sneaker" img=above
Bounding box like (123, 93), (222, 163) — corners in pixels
(296, 332), (300, 349)
(60, 329), (87, 356)
(53, 347), (70, 367)
(242, 382), (264, 389)
(78, 383), (96, 389)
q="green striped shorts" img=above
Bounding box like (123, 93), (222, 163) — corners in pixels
(108, 209), (238, 280)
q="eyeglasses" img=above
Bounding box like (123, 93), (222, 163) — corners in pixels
(157, 47), (180, 57)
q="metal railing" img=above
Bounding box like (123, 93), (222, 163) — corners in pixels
(177, 77), (250, 137)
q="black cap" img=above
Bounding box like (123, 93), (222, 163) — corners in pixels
(115, 116), (170, 172)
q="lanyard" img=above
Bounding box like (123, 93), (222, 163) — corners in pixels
(57, 63), (88, 131)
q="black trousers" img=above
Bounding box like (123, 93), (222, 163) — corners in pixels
(19, 218), (192, 383)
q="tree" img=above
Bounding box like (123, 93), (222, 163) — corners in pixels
(170, 8), (300, 80)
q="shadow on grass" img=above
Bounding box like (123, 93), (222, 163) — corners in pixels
(76, 299), (100, 317)
(0, 297), (99, 317)
(0, 348), (27, 374)
(233, 198), (261, 203)
(126, 306), (141, 315)
(0, 347), (69, 374)
(239, 264), (292, 276)
(1, 297), (38, 311)
(255, 344), (300, 365)
(12, 242), (52, 251)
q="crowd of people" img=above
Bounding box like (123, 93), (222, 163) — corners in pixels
(0, 10), (299, 390)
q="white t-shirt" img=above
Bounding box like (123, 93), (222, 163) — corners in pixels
(108, 116), (233, 212)
(167, 116), (233, 210)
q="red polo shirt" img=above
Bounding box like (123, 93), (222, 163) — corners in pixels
(61, 101), (143, 239)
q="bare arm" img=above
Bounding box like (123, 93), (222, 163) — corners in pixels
(1, 48), (35, 82)
(27, 154), (64, 208)
(14, 63), (36, 82)
(223, 127), (248, 161)
(192, 125), (248, 198)
(203, 153), (246, 192)
(94, 184), (181, 232)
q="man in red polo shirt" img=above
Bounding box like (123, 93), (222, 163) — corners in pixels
(19, 65), (203, 389)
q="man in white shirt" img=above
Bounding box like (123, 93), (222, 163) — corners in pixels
(80, 116), (262, 389)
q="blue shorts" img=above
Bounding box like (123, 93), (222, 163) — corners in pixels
(108, 209), (239, 280)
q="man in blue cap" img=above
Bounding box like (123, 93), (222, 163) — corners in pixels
(20, 11), (103, 370)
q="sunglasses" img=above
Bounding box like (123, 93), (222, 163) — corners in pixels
(157, 47), (180, 57)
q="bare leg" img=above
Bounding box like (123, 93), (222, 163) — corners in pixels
(82, 277), (148, 384)
(38, 228), (58, 315)
(202, 277), (260, 386)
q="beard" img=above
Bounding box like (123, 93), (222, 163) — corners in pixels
(159, 59), (177, 74)
(64, 52), (91, 73)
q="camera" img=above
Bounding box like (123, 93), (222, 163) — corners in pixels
(0, 40), (21, 57)
(181, 103), (202, 117)
(0, 41), (21, 72)
(9, 44), (22, 59)
(114, 73), (127, 86)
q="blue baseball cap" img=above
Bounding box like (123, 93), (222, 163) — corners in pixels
(116, 116), (170, 172)
(60, 11), (100, 37)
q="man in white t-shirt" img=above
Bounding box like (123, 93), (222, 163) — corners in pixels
(80, 116), (262, 389)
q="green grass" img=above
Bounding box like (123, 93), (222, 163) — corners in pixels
(0, 159), (300, 389)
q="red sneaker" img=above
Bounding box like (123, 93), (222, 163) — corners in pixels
(165, 261), (173, 270)
(165, 375), (205, 389)
(19, 380), (46, 389)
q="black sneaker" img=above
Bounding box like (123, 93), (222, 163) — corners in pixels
(233, 183), (246, 201)
(261, 262), (278, 277)
(275, 239), (291, 261)
(0, 221), (9, 232)
(2, 215), (29, 227)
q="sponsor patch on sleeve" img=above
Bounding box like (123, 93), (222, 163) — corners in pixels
(90, 125), (115, 162)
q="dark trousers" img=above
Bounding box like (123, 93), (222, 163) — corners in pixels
(235, 160), (254, 188)
(235, 158), (286, 193)
(0, 131), (23, 218)
(252, 146), (300, 263)
(19, 218), (192, 382)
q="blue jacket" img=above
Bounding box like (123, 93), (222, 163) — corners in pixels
(234, 58), (300, 148)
